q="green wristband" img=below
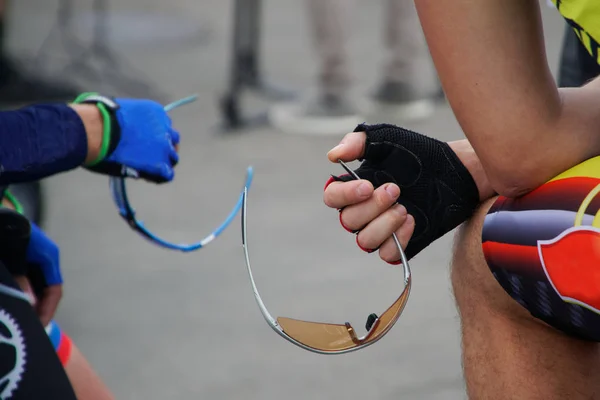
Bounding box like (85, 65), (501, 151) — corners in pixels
(3, 190), (24, 215)
(73, 92), (112, 167)
(87, 102), (112, 166)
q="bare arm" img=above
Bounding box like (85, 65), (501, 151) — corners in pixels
(415, 0), (600, 197)
(70, 104), (105, 165)
(65, 344), (115, 400)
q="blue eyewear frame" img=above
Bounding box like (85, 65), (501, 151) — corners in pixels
(108, 95), (254, 252)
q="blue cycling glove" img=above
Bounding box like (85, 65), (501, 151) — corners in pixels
(26, 222), (62, 287)
(0, 197), (61, 287)
(74, 93), (180, 183)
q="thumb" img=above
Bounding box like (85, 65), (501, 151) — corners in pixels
(327, 131), (367, 163)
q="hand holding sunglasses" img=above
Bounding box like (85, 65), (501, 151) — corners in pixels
(241, 160), (411, 354)
(107, 95), (254, 252)
(325, 123), (480, 263)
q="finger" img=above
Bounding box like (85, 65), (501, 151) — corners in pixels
(323, 180), (374, 209)
(36, 285), (63, 327)
(355, 203), (408, 251)
(378, 214), (416, 264)
(169, 146), (180, 166)
(146, 163), (174, 183)
(327, 131), (367, 163)
(170, 129), (180, 146)
(340, 183), (401, 231)
(162, 164), (175, 181)
(13, 276), (37, 305)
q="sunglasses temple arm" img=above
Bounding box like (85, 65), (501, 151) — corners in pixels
(338, 159), (361, 180)
(164, 95), (199, 112)
(241, 187), (280, 328)
(391, 233), (411, 286)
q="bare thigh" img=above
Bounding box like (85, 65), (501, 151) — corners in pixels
(451, 197), (600, 400)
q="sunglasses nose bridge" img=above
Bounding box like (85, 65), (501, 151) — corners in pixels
(344, 315), (383, 346)
(344, 322), (359, 344)
(345, 324), (364, 346)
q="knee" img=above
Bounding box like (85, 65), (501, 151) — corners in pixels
(450, 194), (600, 342)
(450, 197), (529, 319)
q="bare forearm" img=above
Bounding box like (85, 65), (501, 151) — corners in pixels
(477, 76), (600, 196)
(465, 74), (600, 197)
(471, 77), (600, 197)
(64, 343), (115, 400)
(547, 78), (600, 175)
(69, 104), (104, 165)
(448, 139), (496, 201)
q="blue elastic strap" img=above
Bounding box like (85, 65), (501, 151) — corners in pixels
(45, 320), (62, 349)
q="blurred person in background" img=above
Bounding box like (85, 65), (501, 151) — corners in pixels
(270, 0), (441, 135)
(0, 0), (80, 107)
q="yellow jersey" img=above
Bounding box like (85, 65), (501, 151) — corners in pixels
(551, 0), (600, 64)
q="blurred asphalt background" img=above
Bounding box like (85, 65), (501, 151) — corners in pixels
(7, 1), (566, 399)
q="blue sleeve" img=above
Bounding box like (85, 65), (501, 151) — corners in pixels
(0, 103), (88, 184)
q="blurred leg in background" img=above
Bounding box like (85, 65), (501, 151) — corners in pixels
(302, 0), (355, 117)
(0, 0), (80, 107)
(267, 0), (361, 135)
(269, 0), (440, 136)
(558, 24), (600, 88)
(372, 0), (439, 120)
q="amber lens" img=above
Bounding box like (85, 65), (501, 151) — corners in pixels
(277, 279), (411, 352)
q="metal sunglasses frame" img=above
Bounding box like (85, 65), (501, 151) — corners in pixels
(109, 95), (254, 252)
(241, 160), (412, 354)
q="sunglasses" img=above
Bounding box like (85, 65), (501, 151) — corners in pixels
(109, 95), (254, 252)
(241, 160), (412, 354)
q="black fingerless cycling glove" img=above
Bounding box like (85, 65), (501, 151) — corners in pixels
(334, 123), (480, 260)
